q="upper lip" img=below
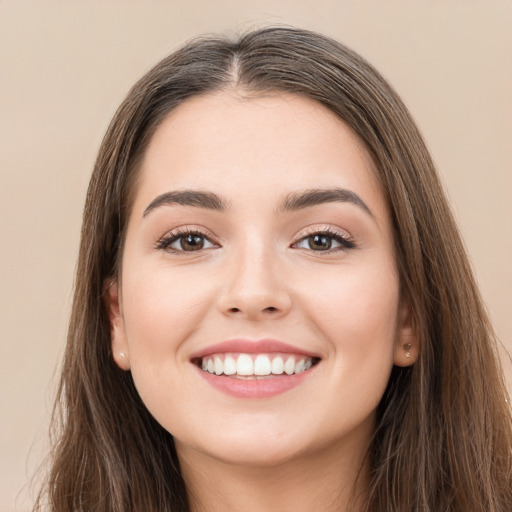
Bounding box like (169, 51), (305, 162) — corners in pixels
(190, 338), (322, 360)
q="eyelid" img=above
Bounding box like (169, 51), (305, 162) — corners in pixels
(154, 225), (221, 253)
(294, 224), (352, 240)
(291, 224), (356, 251)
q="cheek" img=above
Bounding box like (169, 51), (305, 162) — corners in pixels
(121, 263), (214, 363)
(306, 260), (398, 335)
(294, 265), (399, 430)
(119, 263), (217, 418)
(298, 262), (400, 377)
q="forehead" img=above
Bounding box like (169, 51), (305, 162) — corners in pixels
(133, 92), (386, 218)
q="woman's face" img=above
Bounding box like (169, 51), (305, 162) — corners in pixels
(108, 92), (416, 467)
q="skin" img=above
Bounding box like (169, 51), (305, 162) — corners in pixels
(107, 91), (418, 512)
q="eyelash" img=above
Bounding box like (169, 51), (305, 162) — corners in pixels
(292, 226), (356, 253)
(154, 226), (356, 255)
(154, 228), (219, 254)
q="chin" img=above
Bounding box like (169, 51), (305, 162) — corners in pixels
(195, 439), (310, 468)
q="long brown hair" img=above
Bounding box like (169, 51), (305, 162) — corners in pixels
(35, 27), (512, 511)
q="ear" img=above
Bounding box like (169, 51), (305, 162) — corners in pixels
(393, 298), (419, 367)
(104, 279), (131, 371)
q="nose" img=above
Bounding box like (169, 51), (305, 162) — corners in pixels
(217, 244), (292, 321)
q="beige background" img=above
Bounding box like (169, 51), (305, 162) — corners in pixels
(1, 2), (511, 510)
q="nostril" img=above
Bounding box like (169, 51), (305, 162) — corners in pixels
(264, 306), (278, 313)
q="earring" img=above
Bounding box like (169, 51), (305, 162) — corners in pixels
(403, 343), (412, 359)
(119, 352), (126, 358)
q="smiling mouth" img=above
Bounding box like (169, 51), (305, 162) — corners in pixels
(194, 353), (321, 379)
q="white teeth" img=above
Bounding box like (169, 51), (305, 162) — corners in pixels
(224, 356), (237, 375)
(236, 354), (254, 376)
(200, 353), (316, 377)
(271, 356), (284, 375)
(254, 355), (271, 376)
(214, 356), (223, 375)
(284, 357), (296, 375)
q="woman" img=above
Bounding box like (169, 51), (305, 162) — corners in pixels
(35, 27), (512, 511)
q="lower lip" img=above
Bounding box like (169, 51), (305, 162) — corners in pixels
(194, 365), (318, 398)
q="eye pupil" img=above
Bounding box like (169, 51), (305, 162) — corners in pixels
(181, 234), (204, 251)
(309, 234), (332, 250)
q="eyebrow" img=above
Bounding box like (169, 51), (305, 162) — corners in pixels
(143, 190), (230, 217)
(279, 188), (373, 217)
(143, 187), (373, 218)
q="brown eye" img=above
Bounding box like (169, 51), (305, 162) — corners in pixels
(308, 234), (332, 250)
(294, 230), (355, 252)
(156, 230), (217, 253)
(180, 234), (205, 251)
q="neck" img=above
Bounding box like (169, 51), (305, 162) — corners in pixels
(177, 432), (371, 512)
